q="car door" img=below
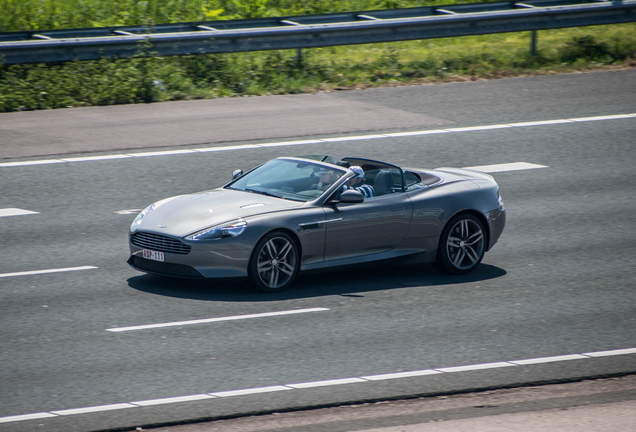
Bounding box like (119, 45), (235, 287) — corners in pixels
(323, 193), (412, 261)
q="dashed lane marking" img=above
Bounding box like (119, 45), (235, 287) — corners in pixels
(361, 370), (441, 380)
(50, 404), (135, 416)
(0, 208), (39, 217)
(0, 413), (57, 423)
(130, 395), (214, 407)
(1, 347), (635, 424)
(509, 354), (589, 365)
(1, 113), (633, 168)
(435, 362), (514, 373)
(584, 348), (636, 357)
(209, 386), (292, 398)
(106, 308), (330, 332)
(0, 266), (98, 278)
(286, 378), (367, 389)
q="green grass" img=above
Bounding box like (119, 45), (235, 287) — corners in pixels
(1, 1), (635, 112)
(0, 0), (501, 32)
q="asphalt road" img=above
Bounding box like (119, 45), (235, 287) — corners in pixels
(149, 375), (636, 432)
(1, 69), (635, 432)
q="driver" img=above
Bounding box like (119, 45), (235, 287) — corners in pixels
(343, 166), (375, 198)
(313, 168), (338, 191)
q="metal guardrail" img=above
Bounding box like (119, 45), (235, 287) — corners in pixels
(0, 0), (634, 64)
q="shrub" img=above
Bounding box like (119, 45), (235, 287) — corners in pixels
(559, 35), (613, 63)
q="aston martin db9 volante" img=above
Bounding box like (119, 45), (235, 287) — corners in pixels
(128, 156), (505, 292)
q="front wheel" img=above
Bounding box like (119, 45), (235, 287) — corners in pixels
(249, 232), (299, 292)
(436, 214), (486, 275)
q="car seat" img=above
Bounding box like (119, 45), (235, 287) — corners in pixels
(373, 170), (395, 196)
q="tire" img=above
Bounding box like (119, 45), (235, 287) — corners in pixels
(249, 232), (299, 292)
(436, 213), (486, 275)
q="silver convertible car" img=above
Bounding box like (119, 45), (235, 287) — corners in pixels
(128, 156), (505, 292)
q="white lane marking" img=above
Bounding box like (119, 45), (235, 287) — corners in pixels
(1, 113), (633, 168)
(210, 386), (292, 397)
(61, 155), (131, 162)
(1, 346), (634, 424)
(570, 114), (635, 122)
(448, 124), (511, 132)
(0, 208), (39, 217)
(385, 129), (450, 137)
(0, 413), (57, 423)
(50, 403), (136, 415)
(464, 162), (548, 173)
(583, 347), (636, 357)
(106, 307), (330, 332)
(509, 354), (589, 365)
(321, 134), (386, 142)
(195, 144), (261, 152)
(131, 394), (215, 406)
(361, 370), (441, 381)
(507, 119), (573, 127)
(114, 209), (142, 215)
(0, 159), (64, 167)
(286, 378), (367, 389)
(259, 139), (323, 148)
(0, 266), (98, 279)
(435, 362), (514, 373)
(127, 149), (198, 157)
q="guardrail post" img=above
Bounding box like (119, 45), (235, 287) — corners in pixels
(530, 30), (537, 55)
(297, 48), (302, 66)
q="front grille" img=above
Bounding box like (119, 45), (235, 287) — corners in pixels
(131, 231), (191, 255)
(128, 256), (202, 278)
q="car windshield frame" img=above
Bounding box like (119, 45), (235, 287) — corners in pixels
(224, 158), (348, 203)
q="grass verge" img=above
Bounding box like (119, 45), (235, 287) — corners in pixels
(1, 22), (635, 112)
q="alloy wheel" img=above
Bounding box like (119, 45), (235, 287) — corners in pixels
(254, 235), (298, 290)
(446, 218), (485, 270)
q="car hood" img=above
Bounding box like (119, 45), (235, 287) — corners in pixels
(135, 188), (304, 237)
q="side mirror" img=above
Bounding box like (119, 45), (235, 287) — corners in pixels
(339, 189), (364, 204)
(232, 169), (243, 180)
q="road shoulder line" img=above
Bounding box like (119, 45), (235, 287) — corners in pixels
(2, 347), (634, 424)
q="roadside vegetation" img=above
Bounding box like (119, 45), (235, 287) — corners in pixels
(1, 0), (635, 112)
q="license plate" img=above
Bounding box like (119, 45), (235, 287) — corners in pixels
(143, 249), (164, 262)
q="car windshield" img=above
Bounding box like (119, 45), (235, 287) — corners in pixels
(225, 158), (346, 202)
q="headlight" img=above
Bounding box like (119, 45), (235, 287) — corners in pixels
(185, 220), (247, 241)
(497, 193), (505, 211)
(130, 204), (155, 232)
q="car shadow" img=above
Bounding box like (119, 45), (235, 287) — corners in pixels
(127, 263), (507, 302)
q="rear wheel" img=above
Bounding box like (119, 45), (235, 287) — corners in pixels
(436, 213), (486, 275)
(249, 232), (299, 292)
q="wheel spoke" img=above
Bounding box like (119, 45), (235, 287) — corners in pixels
(278, 262), (295, 276)
(452, 249), (465, 267)
(447, 244), (460, 253)
(466, 231), (483, 245)
(464, 246), (479, 264)
(461, 220), (469, 239)
(264, 240), (276, 259)
(277, 242), (292, 260)
(448, 235), (462, 244)
(258, 261), (272, 272)
(268, 266), (279, 287)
